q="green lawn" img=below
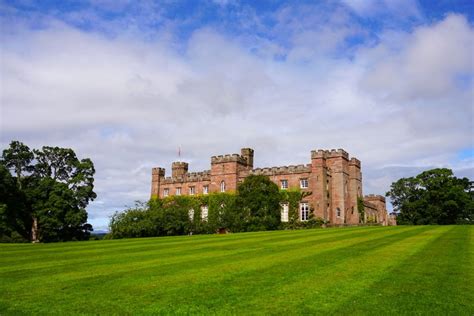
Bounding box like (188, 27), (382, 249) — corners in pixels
(0, 226), (473, 315)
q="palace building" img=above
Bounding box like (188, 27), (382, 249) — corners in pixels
(151, 148), (392, 225)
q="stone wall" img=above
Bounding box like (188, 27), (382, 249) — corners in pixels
(151, 147), (389, 225)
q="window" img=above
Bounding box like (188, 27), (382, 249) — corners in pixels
(220, 181), (226, 192)
(300, 178), (308, 189)
(300, 203), (309, 221)
(176, 187), (181, 196)
(201, 205), (208, 221)
(203, 185), (209, 195)
(189, 186), (195, 195)
(281, 179), (288, 189)
(281, 203), (289, 222)
(188, 209), (194, 221)
(163, 188), (169, 197)
(337, 207), (342, 217)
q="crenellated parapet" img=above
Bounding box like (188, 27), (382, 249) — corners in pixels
(251, 164), (311, 176)
(364, 194), (386, 202)
(162, 170), (211, 184)
(311, 148), (349, 160)
(186, 170), (211, 182)
(211, 154), (248, 165)
(172, 161), (188, 178)
(152, 167), (165, 177)
(349, 157), (361, 167)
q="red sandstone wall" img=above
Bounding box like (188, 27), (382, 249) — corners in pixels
(152, 148), (372, 225)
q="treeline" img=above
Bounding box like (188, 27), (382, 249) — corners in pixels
(386, 168), (473, 225)
(108, 175), (323, 239)
(0, 141), (96, 243)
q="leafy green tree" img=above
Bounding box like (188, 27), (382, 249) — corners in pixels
(0, 165), (30, 242)
(1, 141), (96, 242)
(236, 175), (282, 231)
(1, 141), (34, 189)
(109, 202), (155, 239)
(386, 168), (473, 225)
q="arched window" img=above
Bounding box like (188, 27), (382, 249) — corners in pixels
(337, 207), (341, 217)
(220, 181), (226, 192)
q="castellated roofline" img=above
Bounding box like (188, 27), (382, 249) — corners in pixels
(251, 164), (311, 175)
(211, 154), (248, 165)
(152, 167), (165, 176)
(311, 148), (349, 159)
(172, 161), (189, 168)
(364, 194), (386, 202)
(349, 157), (361, 167)
(162, 170), (211, 184)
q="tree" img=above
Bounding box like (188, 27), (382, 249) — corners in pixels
(236, 175), (282, 231)
(1, 141), (34, 189)
(1, 141), (96, 242)
(386, 168), (473, 225)
(0, 165), (30, 242)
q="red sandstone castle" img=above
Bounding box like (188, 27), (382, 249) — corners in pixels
(151, 148), (393, 225)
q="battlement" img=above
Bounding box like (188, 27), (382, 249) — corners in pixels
(172, 162), (189, 168)
(162, 169), (211, 184)
(152, 167), (165, 177)
(349, 157), (361, 167)
(211, 154), (247, 165)
(364, 194), (386, 202)
(311, 148), (349, 159)
(251, 164), (311, 176)
(186, 170), (211, 181)
(172, 161), (188, 178)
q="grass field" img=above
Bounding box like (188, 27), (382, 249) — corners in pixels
(1, 226), (473, 315)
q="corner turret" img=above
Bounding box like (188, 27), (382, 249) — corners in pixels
(172, 162), (188, 178)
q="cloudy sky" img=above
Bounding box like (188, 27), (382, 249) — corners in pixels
(1, 0), (473, 231)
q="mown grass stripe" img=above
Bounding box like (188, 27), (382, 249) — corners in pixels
(0, 226), (392, 275)
(0, 226), (472, 315)
(2, 226), (421, 314)
(332, 225), (474, 315)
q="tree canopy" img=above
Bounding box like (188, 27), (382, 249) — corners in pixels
(236, 174), (282, 231)
(0, 141), (96, 242)
(386, 168), (473, 225)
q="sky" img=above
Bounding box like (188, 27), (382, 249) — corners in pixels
(1, 0), (473, 231)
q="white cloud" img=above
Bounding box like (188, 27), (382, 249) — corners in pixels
(360, 14), (474, 101)
(1, 12), (472, 230)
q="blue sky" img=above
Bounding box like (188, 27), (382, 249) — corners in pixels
(1, 0), (473, 231)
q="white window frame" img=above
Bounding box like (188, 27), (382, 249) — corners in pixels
(176, 187), (181, 196)
(201, 205), (208, 221)
(300, 178), (308, 189)
(281, 203), (289, 222)
(281, 179), (288, 189)
(188, 209), (194, 221)
(189, 186), (195, 195)
(203, 185), (209, 195)
(300, 202), (309, 221)
(163, 188), (169, 197)
(337, 207), (342, 217)
(220, 181), (226, 192)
